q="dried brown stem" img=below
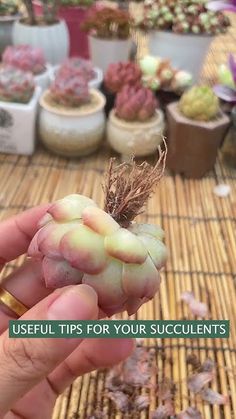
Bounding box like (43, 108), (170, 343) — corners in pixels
(103, 139), (167, 227)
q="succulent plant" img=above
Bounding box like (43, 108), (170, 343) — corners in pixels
(57, 58), (95, 82)
(82, 6), (131, 39)
(139, 55), (162, 76)
(179, 85), (220, 121)
(115, 85), (158, 122)
(139, 0), (230, 35)
(0, 65), (35, 104)
(50, 73), (90, 107)
(104, 62), (142, 94)
(28, 155), (167, 317)
(2, 45), (46, 76)
(140, 55), (192, 93)
(171, 70), (193, 91)
(214, 54), (236, 103)
(0, 0), (18, 16)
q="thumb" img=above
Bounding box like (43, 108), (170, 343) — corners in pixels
(0, 284), (98, 416)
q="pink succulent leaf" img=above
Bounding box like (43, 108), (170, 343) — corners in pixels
(213, 84), (236, 102)
(228, 53), (236, 83)
(43, 257), (83, 288)
(207, 0), (236, 11)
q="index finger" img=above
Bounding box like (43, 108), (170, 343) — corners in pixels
(0, 203), (49, 264)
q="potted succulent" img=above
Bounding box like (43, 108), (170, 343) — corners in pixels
(34, 0), (94, 59)
(2, 44), (51, 90)
(140, 54), (193, 110)
(103, 60), (142, 115)
(137, 0), (230, 81)
(53, 57), (103, 90)
(214, 53), (236, 106)
(39, 71), (106, 157)
(166, 85), (230, 178)
(82, 6), (132, 73)
(107, 85), (165, 160)
(0, 65), (41, 155)
(0, 0), (20, 55)
(12, 0), (69, 65)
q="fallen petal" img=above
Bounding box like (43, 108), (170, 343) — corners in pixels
(201, 388), (229, 405)
(213, 184), (231, 198)
(177, 407), (202, 419)
(107, 391), (129, 412)
(187, 372), (214, 393)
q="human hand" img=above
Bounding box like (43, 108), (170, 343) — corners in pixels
(0, 206), (134, 418)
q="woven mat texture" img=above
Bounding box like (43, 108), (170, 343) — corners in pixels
(0, 12), (236, 419)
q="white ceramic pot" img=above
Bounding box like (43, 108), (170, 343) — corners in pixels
(0, 86), (41, 155)
(107, 109), (165, 160)
(0, 14), (20, 55)
(34, 64), (52, 91)
(52, 65), (103, 90)
(149, 31), (213, 82)
(39, 88), (106, 157)
(88, 36), (132, 73)
(12, 20), (69, 65)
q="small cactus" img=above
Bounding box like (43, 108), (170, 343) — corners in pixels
(57, 58), (95, 82)
(50, 74), (90, 107)
(2, 45), (46, 75)
(104, 61), (142, 94)
(0, 65), (35, 104)
(115, 85), (158, 122)
(179, 85), (220, 121)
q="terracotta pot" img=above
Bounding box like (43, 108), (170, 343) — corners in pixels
(39, 88), (106, 157)
(149, 31), (213, 82)
(166, 102), (230, 178)
(107, 109), (165, 160)
(33, 1), (90, 58)
(13, 20), (69, 65)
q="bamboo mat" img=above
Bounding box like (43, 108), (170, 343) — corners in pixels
(0, 14), (235, 419)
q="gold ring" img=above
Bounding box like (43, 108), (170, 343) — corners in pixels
(0, 286), (28, 317)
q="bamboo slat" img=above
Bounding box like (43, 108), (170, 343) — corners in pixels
(0, 12), (235, 419)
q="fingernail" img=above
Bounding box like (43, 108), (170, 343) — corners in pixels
(48, 284), (98, 320)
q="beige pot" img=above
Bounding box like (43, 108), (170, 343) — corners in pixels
(39, 89), (106, 157)
(107, 109), (165, 160)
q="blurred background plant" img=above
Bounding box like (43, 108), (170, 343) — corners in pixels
(214, 54), (236, 102)
(137, 0), (230, 34)
(82, 6), (132, 39)
(0, 0), (19, 16)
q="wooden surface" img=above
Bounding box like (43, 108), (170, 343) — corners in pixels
(0, 13), (236, 419)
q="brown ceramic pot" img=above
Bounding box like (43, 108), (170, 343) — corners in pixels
(166, 102), (230, 178)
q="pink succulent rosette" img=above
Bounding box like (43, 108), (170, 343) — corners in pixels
(50, 74), (90, 107)
(2, 45), (46, 75)
(104, 61), (142, 94)
(115, 85), (158, 122)
(28, 194), (167, 316)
